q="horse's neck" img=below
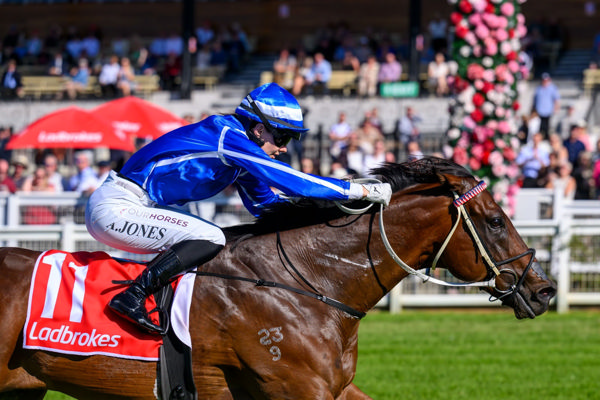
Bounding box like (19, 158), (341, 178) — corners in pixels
(290, 203), (441, 313)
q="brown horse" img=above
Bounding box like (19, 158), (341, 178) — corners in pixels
(0, 158), (556, 400)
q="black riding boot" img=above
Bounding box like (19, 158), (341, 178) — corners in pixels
(109, 240), (224, 334)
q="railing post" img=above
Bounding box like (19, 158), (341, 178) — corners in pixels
(389, 282), (403, 314)
(61, 221), (76, 253)
(551, 186), (571, 313)
(6, 194), (20, 247)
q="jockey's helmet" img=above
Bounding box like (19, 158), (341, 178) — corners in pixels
(235, 83), (308, 145)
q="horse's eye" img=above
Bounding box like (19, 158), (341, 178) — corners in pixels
(489, 217), (504, 229)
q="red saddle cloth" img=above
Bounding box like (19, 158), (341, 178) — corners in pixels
(24, 250), (163, 361)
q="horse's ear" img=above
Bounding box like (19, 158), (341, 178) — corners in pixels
(436, 173), (470, 194)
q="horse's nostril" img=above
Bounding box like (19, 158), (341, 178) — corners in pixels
(537, 286), (557, 300)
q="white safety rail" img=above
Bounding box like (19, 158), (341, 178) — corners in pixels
(0, 189), (599, 313)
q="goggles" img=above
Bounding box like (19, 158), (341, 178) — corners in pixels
(244, 95), (300, 148)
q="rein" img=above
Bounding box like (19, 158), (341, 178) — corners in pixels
(339, 179), (535, 301)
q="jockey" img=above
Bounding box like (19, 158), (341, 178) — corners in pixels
(85, 82), (391, 334)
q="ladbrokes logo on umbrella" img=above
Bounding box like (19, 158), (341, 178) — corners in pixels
(38, 130), (104, 143)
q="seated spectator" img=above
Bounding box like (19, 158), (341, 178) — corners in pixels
(555, 105), (577, 140)
(273, 48), (297, 89)
(328, 111), (352, 162)
(526, 111), (541, 143)
(357, 55), (380, 98)
(43, 154), (64, 192)
(117, 57), (137, 96)
(0, 158), (17, 194)
(427, 52), (450, 96)
(10, 154), (30, 190)
(378, 52), (402, 84)
(68, 151), (99, 196)
(307, 52), (331, 96)
(195, 43), (212, 71)
(98, 54), (120, 98)
(62, 58), (90, 100)
(48, 52), (66, 77)
(300, 157), (319, 175)
(516, 132), (550, 188)
(340, 50), (360, 72)
(1, 59), (23, 99)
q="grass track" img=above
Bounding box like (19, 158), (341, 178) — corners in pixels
(44, 310), (600, 399)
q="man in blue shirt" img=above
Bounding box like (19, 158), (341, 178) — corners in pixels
(86, 83), (391, 334)
(533, 73), (560, 140)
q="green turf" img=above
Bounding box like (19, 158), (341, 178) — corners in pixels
(43, 310), (600, 399)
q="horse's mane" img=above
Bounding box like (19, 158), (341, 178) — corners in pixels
(223, 157), (473, 239)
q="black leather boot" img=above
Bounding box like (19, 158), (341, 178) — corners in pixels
(109, 249), (183, 334)
(109, 240), (224, 334)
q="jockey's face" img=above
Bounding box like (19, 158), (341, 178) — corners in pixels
(254, 123), (288, 159)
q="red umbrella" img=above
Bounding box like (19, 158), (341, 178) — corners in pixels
(92, 96), (188, 140)
(6, 106), (134, 151)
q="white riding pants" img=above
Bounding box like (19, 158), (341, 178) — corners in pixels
(85, 171), (226, 254)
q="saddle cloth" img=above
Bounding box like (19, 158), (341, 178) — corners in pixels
(23, 250), (195, 361)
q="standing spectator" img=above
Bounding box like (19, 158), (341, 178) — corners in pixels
(427, 52), (450, 97)
(117, 57), (137, 96)
(516, 132), (551, 188)
(398, 106), (422, 149)
(357, 55), (380, 98)
(355, 118), (384, 155)
(0, 158), (16, 194)
(96, 160), (111, 183)
(328, 111), (352, 162)
(545, 161), (576, 200)
(43, 154), (64, 192)
(378, 52), (402, 84)
(21, 166), (56, 192)
(195, 20), (215, 47)
(555, 105), (577, 140)
(338, 132), (366, 176)
(98, 54), (121, 98)
(308, 52), (331, 96)
(62, 58), (90, 100)
(407, 141), (424, 161)
(68, 151), (99, 196)
(526, 111), (541, 143)
(1, 59), (23, 99)
(273, 48), (297, 89)
(532, 72), (560, 139)
(10, 154), (30, 190)
(428, 13), (448, 54)
(291, 56), (314, 96)
(572, 151), (594, 199)
(0, 126), (13, 161)
(563, 123), (587, 169)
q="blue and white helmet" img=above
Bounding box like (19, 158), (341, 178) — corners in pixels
(236, 83), (308, 141)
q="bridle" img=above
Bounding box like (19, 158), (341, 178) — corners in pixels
(338, 180), (536, 302)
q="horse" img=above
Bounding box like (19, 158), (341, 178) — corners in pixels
(0, 157), (556, 400)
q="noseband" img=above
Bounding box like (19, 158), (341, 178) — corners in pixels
(339, 180), (535, 301)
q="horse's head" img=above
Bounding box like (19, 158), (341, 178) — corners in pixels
(435, 172), (557, 319)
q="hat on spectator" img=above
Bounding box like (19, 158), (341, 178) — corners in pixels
(11, 154), (29, 169)
(97, 160), (111, 168)
(541, 72), (551, 80)
(576, 119), (587, 128)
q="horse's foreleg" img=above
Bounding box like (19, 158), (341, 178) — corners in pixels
(336, 383), (372, 400)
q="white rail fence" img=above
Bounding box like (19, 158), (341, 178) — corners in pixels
(1, 189), (599, 314)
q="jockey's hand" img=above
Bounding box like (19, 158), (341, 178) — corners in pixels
(362, 183), (392, 206)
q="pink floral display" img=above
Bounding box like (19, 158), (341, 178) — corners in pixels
(445, 0), (528, 215)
